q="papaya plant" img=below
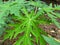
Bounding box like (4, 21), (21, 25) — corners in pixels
(0, 0), (60, 45)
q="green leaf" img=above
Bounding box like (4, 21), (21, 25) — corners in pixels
(40, 35), (46, 45)
(47, 13), (60, 28)
(9, 3), (21, 17)
(42, 35), (60, 45)
(14, 36), (24, 45)
(3, 30), (14, 40)
(51, 12), (60, 18)
(13, 28), (24, 38)
(52, 18), (60, 28)
(23, 36), (32, 45)
(54, 5), (60, 10)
